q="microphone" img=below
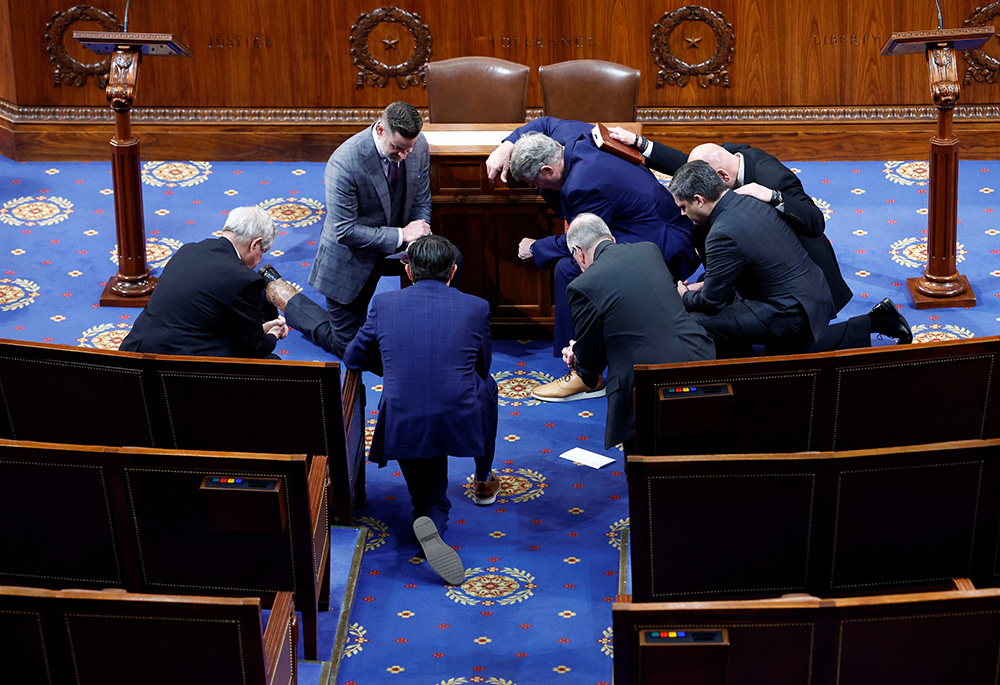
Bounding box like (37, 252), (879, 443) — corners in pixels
(934, 0), (943, 30)
(124, 0), (132, 32)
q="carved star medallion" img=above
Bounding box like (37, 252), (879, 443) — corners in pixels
(685, 36), (702, 49)
(382, 37), (399, 50)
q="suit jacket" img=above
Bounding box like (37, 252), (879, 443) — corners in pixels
(342, 279), (498, 466)
(119, 237), (276, 358)
(569, 241), (715, 449)
(308, 124), (432, 304)
(647, 141), (852, 311)
(683, 192), (835, 346)
(506, 117), (699, 280)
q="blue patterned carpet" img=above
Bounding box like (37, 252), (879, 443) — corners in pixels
(2, 154), (1000, 685)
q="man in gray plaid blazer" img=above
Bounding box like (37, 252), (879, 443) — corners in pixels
(267, 101), (432, 357)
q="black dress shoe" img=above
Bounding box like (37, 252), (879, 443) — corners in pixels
(868, 298), (913, 344)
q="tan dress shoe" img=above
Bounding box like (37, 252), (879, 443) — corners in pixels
(531, 370), (606, 402)
(472, 471), (501, 505)
(265, 279), (299, 311)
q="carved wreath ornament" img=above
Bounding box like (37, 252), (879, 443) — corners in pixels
(349, 7), (432, 89)
(964, 2), (1000, 84)
(45, 4), (123, 87)
(651, 5), (735, 88)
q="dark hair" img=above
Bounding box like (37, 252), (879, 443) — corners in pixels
(381, 101), (423, 140)
(669, 159), (726, 203)
(407, 235), (457, 282)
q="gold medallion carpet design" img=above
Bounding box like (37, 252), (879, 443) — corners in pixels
(6, 156), (1000, 685)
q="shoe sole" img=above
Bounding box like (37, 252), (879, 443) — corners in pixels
(474, 491), (499, 506)
(530, 387), (606, 402)
(413, 516), (465, 586)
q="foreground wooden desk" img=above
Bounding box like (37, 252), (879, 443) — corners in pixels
(422, 123), (640, 339)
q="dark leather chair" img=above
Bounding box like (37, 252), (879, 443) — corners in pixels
(425, 56), (530, 123)
(538, 59), (640, 122)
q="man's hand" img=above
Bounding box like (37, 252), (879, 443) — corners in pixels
(608, 126), (640, 149)
(734, 182), (773, 203)
(486, 140), (515, 184)
(263, 316), (289, 339)
(401, 219), (431, 244)
(518, 237), (536, 261)
(677, 280), (703, 298)
(562, 340), (577, 368)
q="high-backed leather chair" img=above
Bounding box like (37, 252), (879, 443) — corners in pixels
(539, 59), (640, 122)
(425, 56), (530, 123)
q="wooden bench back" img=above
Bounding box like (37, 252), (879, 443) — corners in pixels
(626, 439), (1000, 602)
(0, 585), (295, 685)
(633, 336), (1000, 455)
(0, 437), (329, 660)
(613, 588), (1000, 685)
(0, 338), (364, 523)
(0, 340), (154, 446)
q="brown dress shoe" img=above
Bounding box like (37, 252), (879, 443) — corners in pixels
(531, 370), (605, 402)
(265, 279), (299, 311)
(473, 471), (501, 505)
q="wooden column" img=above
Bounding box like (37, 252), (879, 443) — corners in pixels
(882, 27), (994, 309)
(102, 48), (155, 306)
(910, 42), (972, 307)
(74, 31), (192, 307)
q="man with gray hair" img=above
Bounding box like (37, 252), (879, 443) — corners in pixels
(560, 213), (714, 451)
(120, 205), (288, 358)
(485, 117), (698, 401)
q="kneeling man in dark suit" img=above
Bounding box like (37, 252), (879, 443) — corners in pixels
(669, 160), (835, 358)
(343, 235), (499, 585)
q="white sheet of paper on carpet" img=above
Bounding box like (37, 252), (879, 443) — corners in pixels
(558, 447), (615, 469)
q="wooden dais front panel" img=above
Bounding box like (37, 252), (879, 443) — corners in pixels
(424, 125), (560, 338)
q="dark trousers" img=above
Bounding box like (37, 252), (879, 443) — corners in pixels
(286, 251), (464, 359)
(553, 256), (581, 356)
(693, 302), (811, 359)
(397, 455), (494, 535)
(284, 257), (405, 359)
(808, 314), (873, 352)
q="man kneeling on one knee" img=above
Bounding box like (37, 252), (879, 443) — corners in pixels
(342, 235), (499, 586)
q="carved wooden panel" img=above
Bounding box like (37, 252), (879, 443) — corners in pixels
(4, 0), (998, 108)
(1, 0), (999, 160)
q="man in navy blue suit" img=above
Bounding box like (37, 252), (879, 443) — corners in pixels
(342, 235), (498, 586)
(485, 117), (698, 401)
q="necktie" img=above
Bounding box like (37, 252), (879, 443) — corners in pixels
(387, 161), (402, 195)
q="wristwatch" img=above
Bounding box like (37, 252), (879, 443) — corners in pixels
(769, 189), (783, 207)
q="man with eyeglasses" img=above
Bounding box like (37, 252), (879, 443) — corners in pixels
(265, 101), (433, 358)
(484, 117), (699, 401)
(120, 206), (288, 358)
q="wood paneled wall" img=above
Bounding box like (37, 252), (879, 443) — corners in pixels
(2, 0), (999, 160)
